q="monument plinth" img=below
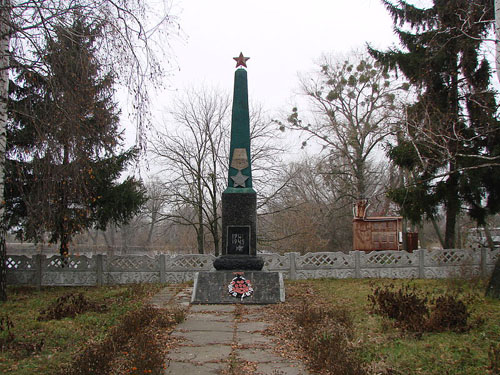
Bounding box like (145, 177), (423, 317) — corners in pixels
(191, 53), (283, 304)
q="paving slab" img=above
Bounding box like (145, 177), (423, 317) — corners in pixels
(254, 362), (308, 375)
(166, 344), (232, 362)
(171, 330), (234, 345)
(188, 312), (231, 322)
(164, 361), (222, 375)
(236, 331), (274, 346)
(176, 319), (234, 332)
(190, 304), (235, 313)
(236, 347), (287, 363)
(240, 313), (267, 321)
(237, 321), (270, 332)
(240, 305), (266, 311)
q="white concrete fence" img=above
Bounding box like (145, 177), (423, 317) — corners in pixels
(5, 248), (499, 287)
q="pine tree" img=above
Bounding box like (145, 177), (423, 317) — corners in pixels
(6, 17), (146, 257)
(369, 0), (500, 248)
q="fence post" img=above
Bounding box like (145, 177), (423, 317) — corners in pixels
(418, 249), (425, 278)
(34, 254), (44, 290)
(289, 252), (297, 280)
(159, 254), (166, 283)
(480, 247), (488, 278)
(96, 254), (103, 287)
(354, 251), (361, 278)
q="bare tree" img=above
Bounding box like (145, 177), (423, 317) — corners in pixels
(280, 52), (407, 201)
(150, 86), (285, 255)
(142, 178), (170, 247)
(259, 156), (353, 253)
(151, 87), (230, 255)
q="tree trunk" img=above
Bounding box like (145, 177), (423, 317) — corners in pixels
(443, 63), (460, 250)
(59, 233), (70, 259)
(482, 225), (499, 297)
(146, 211), (157, 247)
(487, 256), (500, 299)
(496, 0), (500, 83)
(444, 199), (458, 249)
(402, 217), (408, 251)
(0, 0), (10, 301)
(443, 170), (459, 249)
(120, 224), (130, 253)
(211, 173), (219, 256)
(196, 174), (204, 254)
(88, 229), (99, 246)
(59, 144), (70, 257)
(355, 157), (366, 200)
(103, 224), (116, 255)
(431, 217), (445, 248)
(483, 224), (496, 251)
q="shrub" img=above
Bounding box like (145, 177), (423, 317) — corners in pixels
(0, 314), (45, 358)
(67, 339), (114, 375)
(293, 301), (366, 375)
(0, 315), (15, 350)
(62, 305), (184, 375)
(128, 326), (165, 375)
(488, 342), (500, 375)
(368, 283), (473, 334)
(38, 293), (107, 321)
(368, 284), (428, 332)
(427, 294), (470, 332)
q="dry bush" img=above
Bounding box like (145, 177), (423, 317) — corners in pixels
(368, 284), (474, 334)
(38, 293), (107, 321)
(368, 284), (429, 332)
(0, 314), (44, 358)
(488, 342), (500, 375)
(67, 339), (114, 375)
(294, 300), (366, 375)
(127, 327), (165, 375)
(426, 294), (470, 332)
(62, 305), (184, 375)
(0, 315), (15, 349)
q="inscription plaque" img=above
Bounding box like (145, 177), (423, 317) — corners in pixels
(227, 226), (250, 255)
(231, 148), (249, 170)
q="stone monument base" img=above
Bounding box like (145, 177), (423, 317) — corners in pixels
(191, 271), (285, 304)
(213, 255), (264, 271)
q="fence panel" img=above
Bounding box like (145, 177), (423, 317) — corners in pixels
(42, 255), (97, 286)
(5, 248), (499, 286)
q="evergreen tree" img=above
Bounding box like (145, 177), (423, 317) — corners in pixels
(369, 0), (500, 248)
(6, 17), (146, 257)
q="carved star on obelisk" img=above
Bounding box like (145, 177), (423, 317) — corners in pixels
(231, 170), (249, 187)
(233, 52), (250, 68)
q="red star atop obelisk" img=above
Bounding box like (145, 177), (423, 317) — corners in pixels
(233, 52), (250, 68)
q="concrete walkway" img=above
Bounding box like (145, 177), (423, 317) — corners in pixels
(151, 286), (310, 375)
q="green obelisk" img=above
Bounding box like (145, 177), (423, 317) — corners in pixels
(214, 52), (263, 271)
(226, 63), (254, 192)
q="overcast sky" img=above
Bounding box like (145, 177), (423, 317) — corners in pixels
(134, 0), (437, 173)
(134, 0), (408, 172)
(163, 0), (400, 114)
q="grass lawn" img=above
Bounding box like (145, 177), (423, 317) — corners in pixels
(1, 279), (499, 375)
(306, 278), (500, 375)
(0, 283), (164, 374)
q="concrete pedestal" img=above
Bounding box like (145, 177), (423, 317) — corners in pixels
(191, 271), (285, 304)
(213, 254), (264, 271)
(221, 190), (257, 256)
